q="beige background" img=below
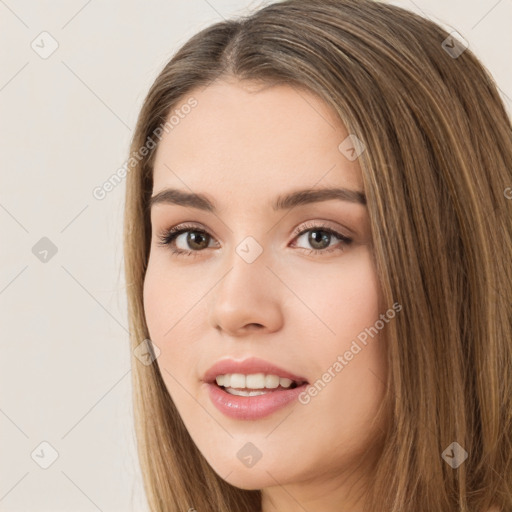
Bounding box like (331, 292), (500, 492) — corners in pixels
(0, 0), (510, 510)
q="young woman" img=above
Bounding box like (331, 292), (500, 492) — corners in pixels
(123, 1), (512, 510)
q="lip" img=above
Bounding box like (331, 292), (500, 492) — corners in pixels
(201, 357), (309, 421)
(202, 356), (308, 384)
(204, 381), (309, 420)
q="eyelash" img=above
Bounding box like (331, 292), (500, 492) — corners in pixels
(156, 221), (353, 258)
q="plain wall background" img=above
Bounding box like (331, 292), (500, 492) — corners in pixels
(0, 1), (510, 510)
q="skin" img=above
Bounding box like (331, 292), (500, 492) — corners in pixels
(143, 78), (389, 512)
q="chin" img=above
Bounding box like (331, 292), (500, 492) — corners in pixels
(220, 470), (272, 490)
(201, 452), (277, 489)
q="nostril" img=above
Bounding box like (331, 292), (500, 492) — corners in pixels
(246, 323), (264, 329)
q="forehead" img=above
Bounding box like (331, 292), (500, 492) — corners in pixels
(151, 79), (363, 203)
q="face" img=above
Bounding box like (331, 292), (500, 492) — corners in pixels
(143, 79), (389, 502)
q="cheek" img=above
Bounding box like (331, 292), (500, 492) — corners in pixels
(142, 257), (199, 339)
(142, 265), (168, 339)
(293, 248), (387, 425)
(294, 247), (382, 344)
(142, 259), (207, 385)
(142, 262), (185, 378)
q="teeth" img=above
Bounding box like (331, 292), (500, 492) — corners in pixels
(265, 374), (280, 388)
(224, 388), (268, 397)
(215, 373), (297, 389)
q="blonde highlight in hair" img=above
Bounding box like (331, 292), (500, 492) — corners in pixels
(123, 1), (512, 510)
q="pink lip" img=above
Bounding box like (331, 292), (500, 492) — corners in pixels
(202, 356), (308, 384)
(204, 381), (309, 420)
(201, 357), (309, 421)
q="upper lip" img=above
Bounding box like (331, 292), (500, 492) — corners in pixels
(202, 357), (309, 384)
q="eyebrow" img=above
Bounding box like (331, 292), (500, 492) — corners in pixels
(149, 186), (367, 212)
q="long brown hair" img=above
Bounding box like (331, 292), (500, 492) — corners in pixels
(123, 1), (512, 510)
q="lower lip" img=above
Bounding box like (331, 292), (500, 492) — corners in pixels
(204, 382), (308, 420)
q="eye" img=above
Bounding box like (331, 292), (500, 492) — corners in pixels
(156, 221), (353, 257)
(291, 221), (353, 255)
(157, 223), (216, 257)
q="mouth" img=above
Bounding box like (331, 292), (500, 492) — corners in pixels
(202, 357), (310, 419)
(205, 377), (309, 420)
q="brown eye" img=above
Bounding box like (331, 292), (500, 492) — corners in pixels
(292, 223), (353, 255)
(179, 231), (210, 251)
(157, 224), (215, 256)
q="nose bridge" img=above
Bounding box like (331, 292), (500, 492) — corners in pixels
(220, 208), (273, 276)
(207, 228), (283, 333)
(219, 232), (272, 299)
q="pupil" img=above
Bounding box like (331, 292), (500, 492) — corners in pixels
(188, 231), (208, 250)
(310, 230), (330, 249)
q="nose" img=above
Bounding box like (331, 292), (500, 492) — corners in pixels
(208, 248), (284, 337)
